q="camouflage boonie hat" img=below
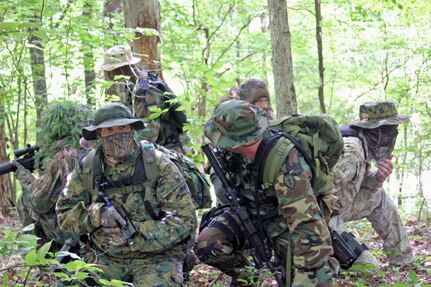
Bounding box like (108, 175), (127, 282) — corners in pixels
(351, 101), (410, 129)
(204, 100), (269, 149)
(98, 45), (141, 71)
(82, 103), (145, 140)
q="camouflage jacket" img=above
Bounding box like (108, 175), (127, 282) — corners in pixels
(56, 143), (197, 258)
(231, 132), (335, 285)
(333, 131), (384, 211)
(15, 148), (80, 245)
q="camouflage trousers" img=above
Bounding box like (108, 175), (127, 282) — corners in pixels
(195, 208), (338, 286)
(84, 245), (185, 286)
(330, 186), (414, 266)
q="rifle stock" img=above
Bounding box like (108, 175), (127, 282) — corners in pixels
(0, 144), (40, 176)
(202, 143), (284, 286)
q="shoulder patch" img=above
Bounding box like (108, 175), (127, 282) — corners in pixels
(284, 174), (295, 189)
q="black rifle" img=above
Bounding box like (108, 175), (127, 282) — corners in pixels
(54, 238), (80, 264)
(0, 144), (40, 176)
(97, 190), (138, 246)
(202, 143), (284, 286)
(331, 229), (368, 269)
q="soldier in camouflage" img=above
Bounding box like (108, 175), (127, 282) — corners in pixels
(14, 101), (92, 251)
(196, 100), (338, 286)
(99, 45), (192, 154)
(330, 101), (415, 269)
(56, 103), (197, 286)
(238, 79), (275, 120)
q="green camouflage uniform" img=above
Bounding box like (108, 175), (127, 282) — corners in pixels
(99, 45), (192, 155)
(197, 100), (338, 286)
(15, 149), (79, 249)
(14, 101), (92, 250)
(56, 103), (197, 286)
(330, 101), (414, 267)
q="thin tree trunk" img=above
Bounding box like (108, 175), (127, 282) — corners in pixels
(82, 2), (96, 105)
(267, 0), (297, 115)
(314, 0), (326, 113)
(0, 102), (12, 216)
(124, 0), (162, 77)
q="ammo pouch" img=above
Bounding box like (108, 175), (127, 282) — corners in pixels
(331, 229), (368, 268)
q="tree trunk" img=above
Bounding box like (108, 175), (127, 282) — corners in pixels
(314, 0), (326, 114)
(267, 0), (297, 115)
(0, 102), (12, 216)
(124, 0), (162, 77)
(82, 2), (96, 105)
(28, 35), (47, 144)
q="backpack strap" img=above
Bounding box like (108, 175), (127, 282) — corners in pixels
(139, 140), (165, 220)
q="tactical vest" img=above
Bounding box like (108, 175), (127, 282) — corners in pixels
(81, 141), (212, 212)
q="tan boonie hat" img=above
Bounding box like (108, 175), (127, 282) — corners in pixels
(82, 103), (145, 140)
(350, 101), (410, 129)
(204, 100), (269, 149)
(98, 45), (141, 71)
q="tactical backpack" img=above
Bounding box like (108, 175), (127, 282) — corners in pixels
(254, 114), (344, 217)
(81, 140), (212, 210)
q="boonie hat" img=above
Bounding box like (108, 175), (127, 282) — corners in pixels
(98, 45), (141, 71)
(350, 101), (410, 129)
(204, 100), (269, 149)
(82, 103), (145, 140)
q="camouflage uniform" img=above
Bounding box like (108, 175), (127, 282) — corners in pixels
(330, 101), (414, 267)
(197, 100), (338, 286)
(99, 45), (192, 154)
(15, 149), (79, 249)
(56, 103), (197, 286)
(14, 101), (92, 250)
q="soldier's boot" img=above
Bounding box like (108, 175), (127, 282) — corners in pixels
(352, 250), (380, 272)
(183, 249), (197, 282)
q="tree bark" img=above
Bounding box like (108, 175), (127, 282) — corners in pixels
(314, 0), (326, 113)
(267, 0), (297, 115)
(124, 0), (162, 77)
(0, 102), (12, 216)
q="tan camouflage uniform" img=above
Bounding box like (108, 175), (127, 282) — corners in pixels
(330, 101), (414, 267)
(331, 131), (414, 266)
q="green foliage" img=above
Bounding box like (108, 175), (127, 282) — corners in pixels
(0, 224), (130, 286)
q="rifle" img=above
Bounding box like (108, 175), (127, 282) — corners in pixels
(202, 143), (284, 286)
(0, 144), (40, 176)
(97, 189), (137, 246)
(54, 238), (80, 264)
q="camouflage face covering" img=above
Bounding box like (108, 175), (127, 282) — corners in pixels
(363, 125), (398, 162)
(99, 132), (135, 162)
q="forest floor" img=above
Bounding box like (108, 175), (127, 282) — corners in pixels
(1, 211), (430, 287)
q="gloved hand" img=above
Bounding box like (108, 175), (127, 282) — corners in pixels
(101, 227), (128, 246)
(100, 206), (126, 228)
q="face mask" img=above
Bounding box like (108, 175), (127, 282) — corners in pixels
(99, 132), (135, 162)
(363, 126), (398, 162)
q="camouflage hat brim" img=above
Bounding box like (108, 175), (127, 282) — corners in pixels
(204, 104), (269, 149)
(82, 118), (145, 140)
(350, 114), (410, 129)
(98, 56), (141, 71)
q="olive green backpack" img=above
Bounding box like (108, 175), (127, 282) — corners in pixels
(255, 114), (344, 200)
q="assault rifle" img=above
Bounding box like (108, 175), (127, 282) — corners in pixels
(202, 143), (284, 286)
(0, 144), (40, 176)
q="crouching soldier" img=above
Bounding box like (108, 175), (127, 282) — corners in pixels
(56, 103), (197, 286)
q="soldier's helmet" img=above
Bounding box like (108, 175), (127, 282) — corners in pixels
(82, 103), (145, 140)
(237, 79), (270, 104)
(350, 101), (410, 129)
(98, 45), (141, 71)
(204, 99), (269, 149)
